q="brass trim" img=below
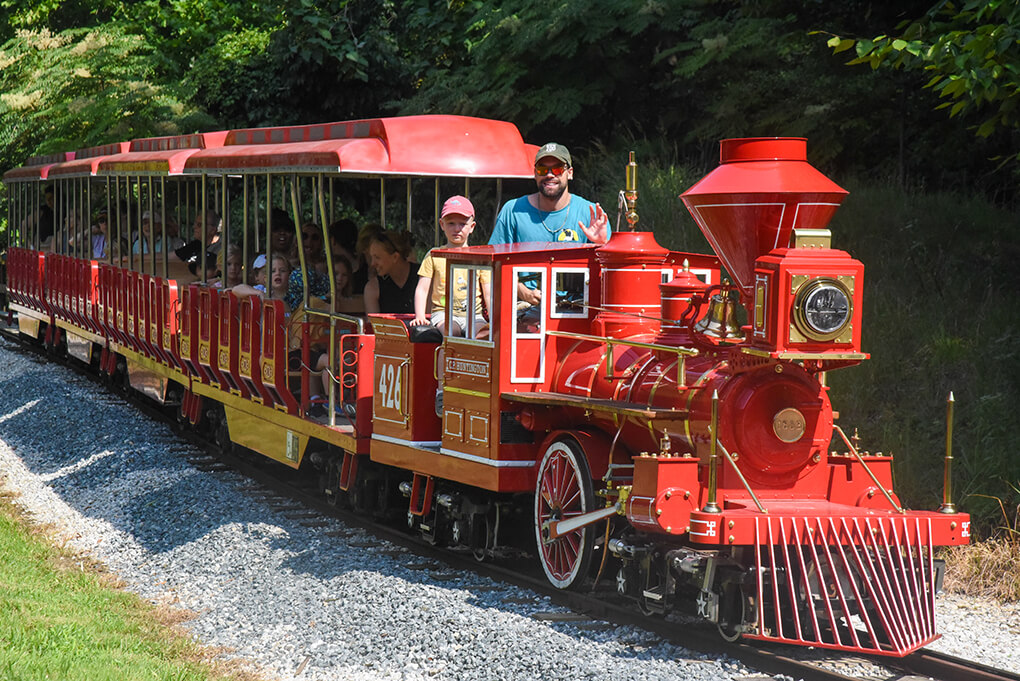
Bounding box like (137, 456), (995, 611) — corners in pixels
(741, 348), (868, 361)
(833, 424), (904, 513)
(793, 228), (831, 248)
(546, 329), (695, 387)
(502, 390), (688, 421)
(445, 386), (491, 399)
(715, 435), (768, 514)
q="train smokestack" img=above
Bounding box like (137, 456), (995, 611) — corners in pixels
(680, 138), (848, 301)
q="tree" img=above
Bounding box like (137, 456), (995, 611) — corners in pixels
(0, 24), (212, 169)
(823, 0), (1020, 164)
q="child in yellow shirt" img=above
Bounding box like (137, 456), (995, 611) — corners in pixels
(412, 196), (490, 337)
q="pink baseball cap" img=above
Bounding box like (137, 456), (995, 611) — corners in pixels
(440, 195), (474, 219)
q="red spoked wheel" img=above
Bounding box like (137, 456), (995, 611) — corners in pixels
(534, 438), (595, 590)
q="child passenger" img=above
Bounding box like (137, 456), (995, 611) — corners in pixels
(411, 196), (490, 337)
(230, 253), (292, 307)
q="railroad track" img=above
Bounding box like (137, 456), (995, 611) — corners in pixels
(2, 321), (1016, 681)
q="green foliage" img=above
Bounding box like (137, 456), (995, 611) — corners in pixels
(401, 0), (699, 136)
(0, 24), (212, 169)
(398, 0), (1013, 201)
(825, 178), (1020, 534)
(823, 0), (1020, 164)
(0, 0), (119, 42)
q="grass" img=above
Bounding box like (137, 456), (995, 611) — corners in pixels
(0, 491), (267, 681)
(943, 541), (1020, 602)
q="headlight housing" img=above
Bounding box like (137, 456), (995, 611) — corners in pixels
(792, 277), (852, 341)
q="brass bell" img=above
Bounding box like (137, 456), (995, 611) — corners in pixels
(694, 293), (744, 341)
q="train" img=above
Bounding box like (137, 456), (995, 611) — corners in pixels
(2, 115), (969, 657)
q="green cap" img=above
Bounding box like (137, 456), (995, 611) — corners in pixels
(535, 142), (571, 166)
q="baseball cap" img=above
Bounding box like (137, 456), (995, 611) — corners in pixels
(440, 195), (475, 219)
(535, 142), (571, 166)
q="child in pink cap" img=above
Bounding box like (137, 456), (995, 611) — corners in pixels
(412, 195), (490, 337)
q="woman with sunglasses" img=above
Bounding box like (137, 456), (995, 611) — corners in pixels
(488, 142), (610, 247)
(283, 222), (331, 310)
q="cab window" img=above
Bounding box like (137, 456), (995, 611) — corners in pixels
(514, 268), (545, 336)
(551, 268), (589, 319)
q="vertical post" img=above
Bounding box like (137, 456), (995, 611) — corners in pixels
(433, 178), (440, 246)
(199, 173), (207, 282)
(242, 176), (249, 284)
(703, 389), (722, 513)
(159, 176), (167, 278)
(105, 177), (111, 263)
(624, 151), (638, 231)
(87, 177), (93, 260)
(939, 391), (957, 513)
(220, 174), (229, 275)
(265, 174), (274, 298)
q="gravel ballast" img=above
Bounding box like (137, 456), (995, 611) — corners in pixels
(1, 338), (1018, 680)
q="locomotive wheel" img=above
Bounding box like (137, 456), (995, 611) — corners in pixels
(534, 437), (595, 590)
(717, 581), (748, 643)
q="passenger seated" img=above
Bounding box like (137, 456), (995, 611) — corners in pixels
(230, 253), (291, 308)
(301, 222), (328, 275)
(282, 223), (330, 311)
(328, 218), (367, 293)
(212, 245), (243, 289)
(91, 211), (109, 259)
(363, 230), (418, 314)
(132, 211), (183, 254)
(172, 209), (221, 277)
(411, 196), (489, 338)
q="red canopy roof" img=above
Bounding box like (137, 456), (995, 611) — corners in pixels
(97, 132), (228, 176)
(49, 142), (131, 178)
(184, 115), (538, 178)
(2, 152), (74, 183)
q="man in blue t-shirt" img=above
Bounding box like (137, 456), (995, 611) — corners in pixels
(489, 142), (610, 247)
(489, 142), (610, 307)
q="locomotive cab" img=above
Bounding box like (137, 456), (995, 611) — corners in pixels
(369, 241), (606, 494)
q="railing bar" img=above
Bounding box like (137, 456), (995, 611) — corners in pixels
(769, 520), (787, 639)
(834, 518), (881, 650)
(869, 517), (909, 652)
(913, 518), (934, 638)
(901, 518), (926, 640)
(924, 518), (937, 637)
(815, 518), (864, 649)
(833, 425), (904, 513)
(545, 329), (698, 356)
(755, 518), (767, 637)
(882, 520), (917, 644)
(790, 521), (819, 643)
(803, 519), (844, 647)
(713, 436), (768, 514)
(849, 518), (897, 649)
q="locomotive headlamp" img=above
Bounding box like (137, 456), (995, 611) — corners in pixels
(792, 277), (852, 341)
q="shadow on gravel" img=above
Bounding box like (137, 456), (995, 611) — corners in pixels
(0, 344), (717, 677)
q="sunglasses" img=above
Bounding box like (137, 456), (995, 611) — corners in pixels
(534, 164), (568, 177)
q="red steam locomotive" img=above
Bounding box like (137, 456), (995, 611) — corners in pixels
(2, 116), (969, 657)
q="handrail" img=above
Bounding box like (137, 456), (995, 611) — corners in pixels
(302, 305), (365, 335)
(832, 424), (904, 513)
(711, 431), (768, 514)
(544, 328), (697, 386)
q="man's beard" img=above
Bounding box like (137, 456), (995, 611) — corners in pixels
(539, 182), (566, 202)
